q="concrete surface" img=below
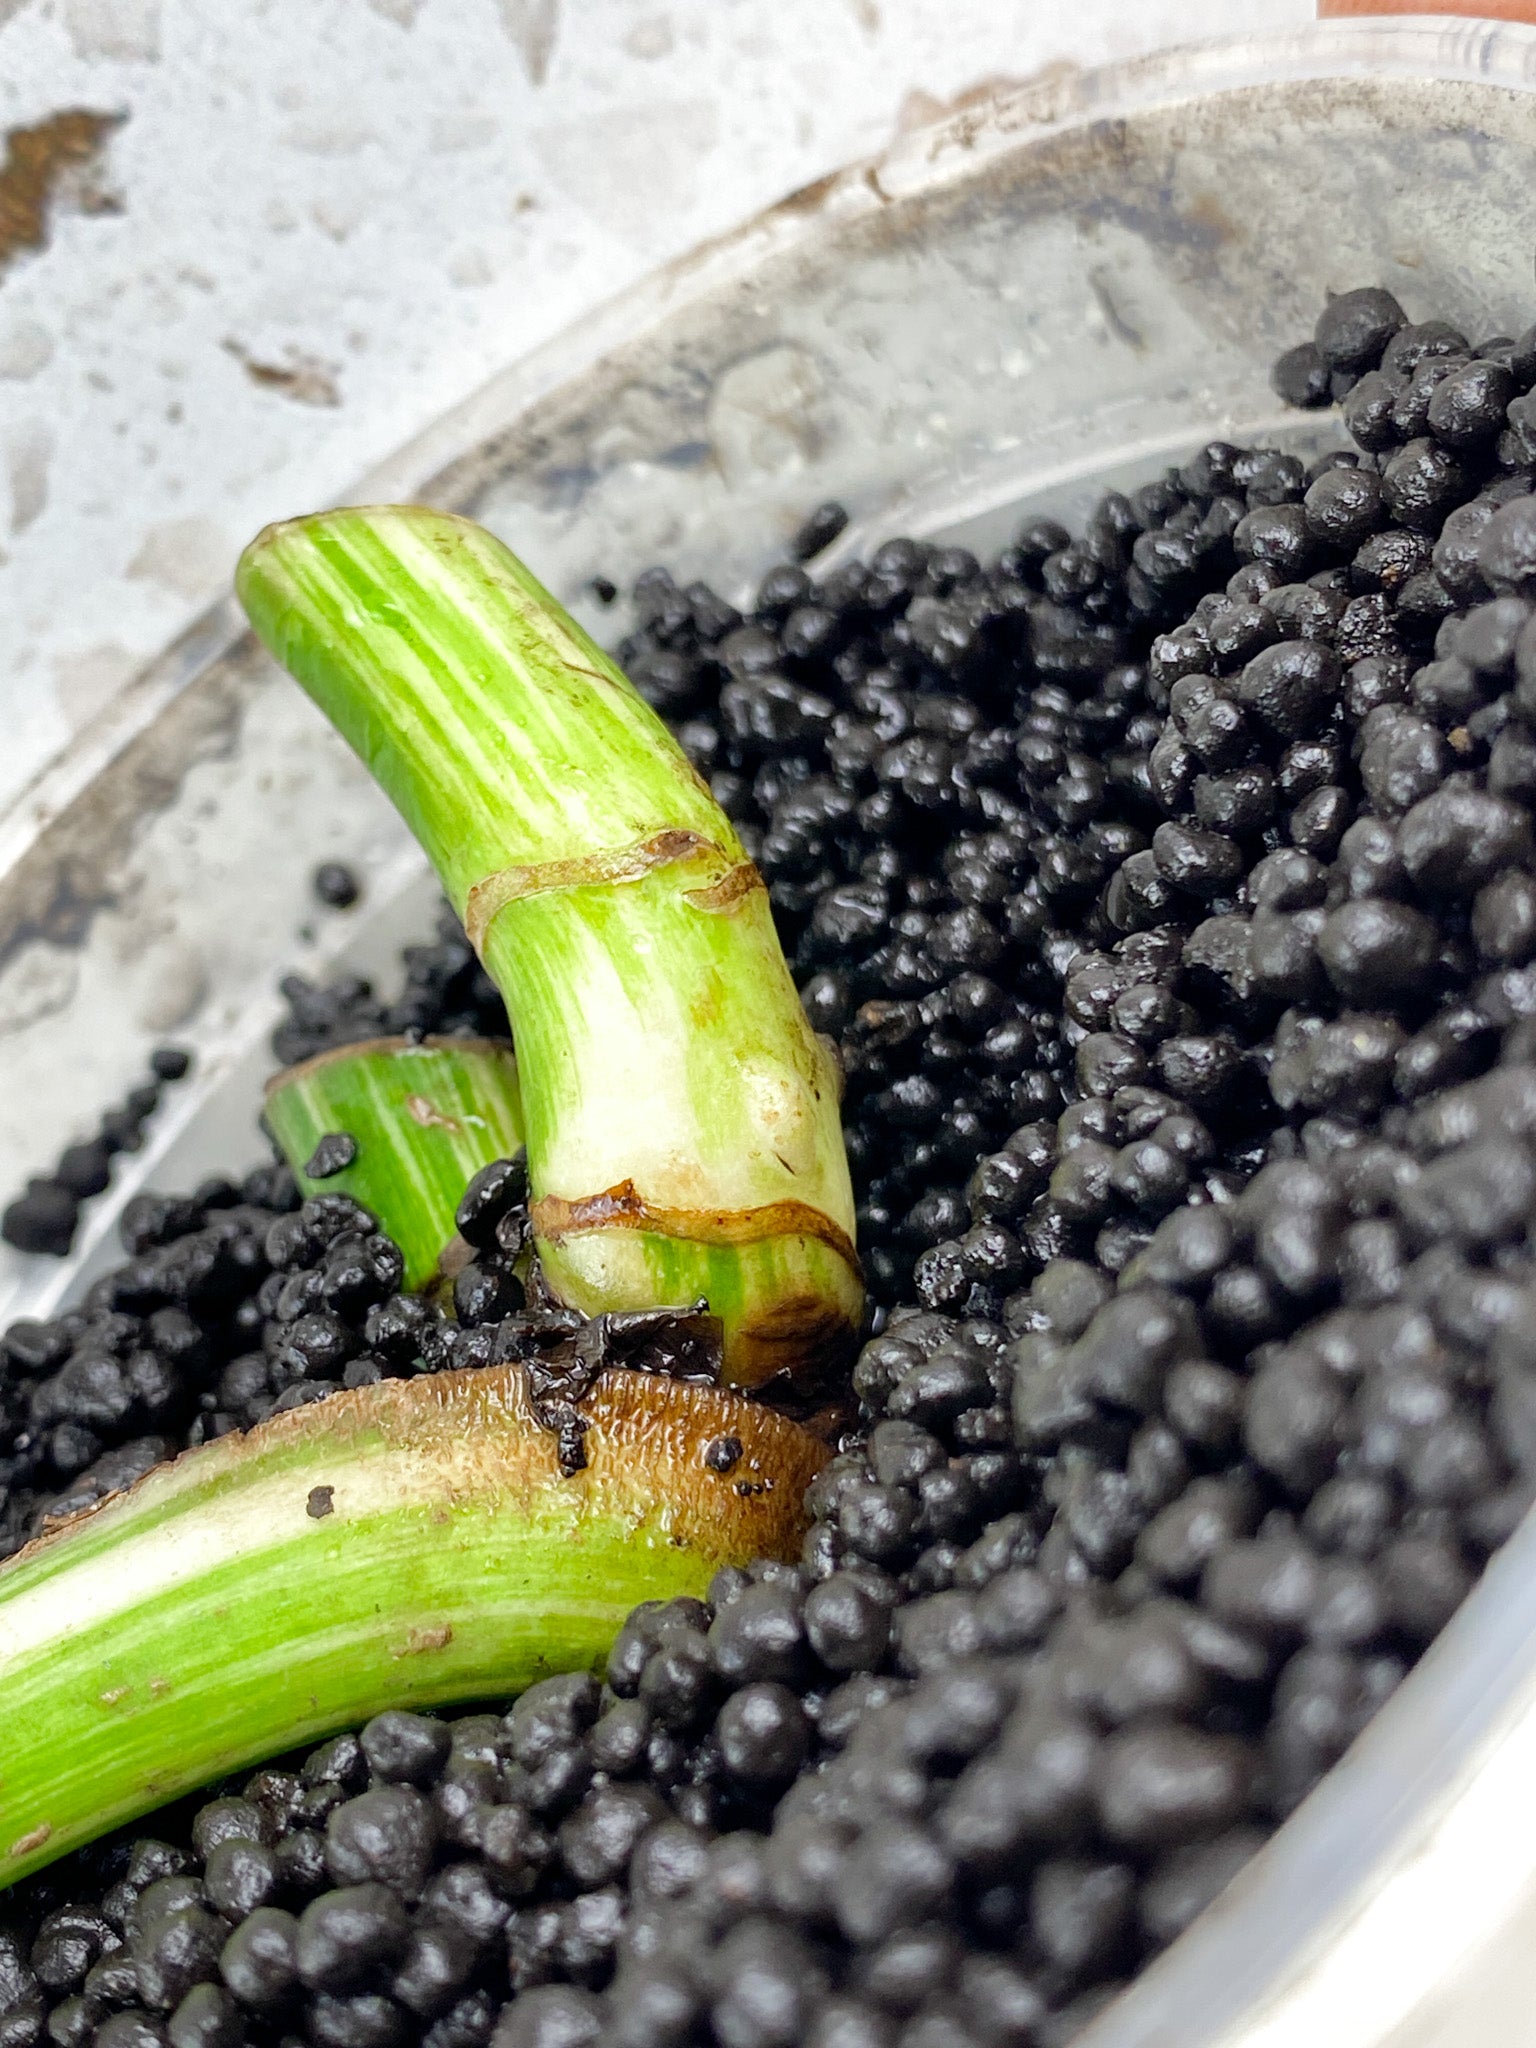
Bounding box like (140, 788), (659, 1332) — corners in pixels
(0, 0), (1301, 819)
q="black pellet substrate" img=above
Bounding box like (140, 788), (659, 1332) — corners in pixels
(7, 285), (1536, 2047)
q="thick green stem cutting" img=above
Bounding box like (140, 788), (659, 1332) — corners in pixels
(263, 1035), (524, 1291)
(237, 507), (863, 1387)
(0, 1365), (826, 1888)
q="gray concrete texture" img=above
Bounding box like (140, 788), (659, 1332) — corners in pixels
(0, 0), (1294, 817)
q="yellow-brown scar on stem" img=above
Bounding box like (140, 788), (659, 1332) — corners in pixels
(682, 860), (767, 913)
(394, 1623), (454, 1657)
(463, 830), (761, 950)
(404, 1095), (462, 1133)
(8, 1824), (50, 1860)
(532, 1180), (862, 1276)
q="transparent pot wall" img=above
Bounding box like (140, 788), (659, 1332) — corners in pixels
(6, 20), (1536, 2048)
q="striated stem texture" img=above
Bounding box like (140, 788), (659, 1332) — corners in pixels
(237, 507), (862, 1386)
(0, 1366), (825, 1888)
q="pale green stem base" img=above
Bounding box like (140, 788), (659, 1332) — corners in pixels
(0, 1366), (825, 1888)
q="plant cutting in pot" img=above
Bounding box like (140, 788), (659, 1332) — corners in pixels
(0, 511), (859, 1885)
(7, 282), (1536, 2048)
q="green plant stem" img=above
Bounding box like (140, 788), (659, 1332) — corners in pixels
(237, 507), (863, 1387)
(263, 1035), (524, 1291)
(0, 1365), (826, 1888)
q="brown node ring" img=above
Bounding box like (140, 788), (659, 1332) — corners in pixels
(531, 1179), (861, 1278)
(463, 830), (765, 951)
(681, 860), (765, 912)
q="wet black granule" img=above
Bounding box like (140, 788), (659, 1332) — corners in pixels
(304, 1136), (360, 1182)
(270, 910), (508, 1068)
(2, 1050), (194, 1261)
(313, 865), (362, 911)
(791, 503), (851, 563)
(9, 288), (1536, 2045)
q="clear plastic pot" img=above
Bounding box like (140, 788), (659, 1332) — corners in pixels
(5, 18), (1536, 2043)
